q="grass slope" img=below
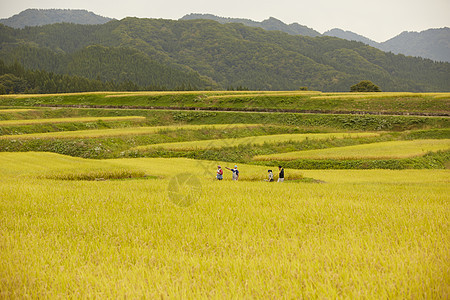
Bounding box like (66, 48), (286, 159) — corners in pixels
(0, 91), (449, 115)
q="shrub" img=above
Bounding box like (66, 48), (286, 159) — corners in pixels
(350, 80), (382, 92)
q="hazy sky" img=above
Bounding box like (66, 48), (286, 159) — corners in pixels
(0, 0), (449, 42)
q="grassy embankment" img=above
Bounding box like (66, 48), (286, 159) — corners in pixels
(0, 92), (448, 167)
(1, 91), (449, 115)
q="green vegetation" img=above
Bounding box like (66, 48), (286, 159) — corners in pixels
(259, 151), (450, 170)
(0, 59), (212, 94)
(0, 18), (449, 91)
(0, 93), (448, 166)
(0, 116), (145, 126)
(350, 80), (381, 92)
(0, 91), (449, 115)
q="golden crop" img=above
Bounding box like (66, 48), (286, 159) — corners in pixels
(0, 91), (448, 298)
(0, 152), (448, 298)
(134, 132), (379, 151)
(254, 139), (450, 161)
(0, 124), (262, 140)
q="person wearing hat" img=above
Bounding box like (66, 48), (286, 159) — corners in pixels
(225, 165), (239, 181)
(216, 165), (223, 180)
(278, 166), (284, 182)
(267, 170), (274, 182)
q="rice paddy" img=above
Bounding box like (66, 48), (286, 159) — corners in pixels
(0, 152), (448, 298)
(254, 139), (450, 161)
(0, 91), (448, 298)
(133, 132), (379, 151)
(0, 124), (262, 139)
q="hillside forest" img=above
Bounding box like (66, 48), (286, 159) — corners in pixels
(0, 18), (449, 93)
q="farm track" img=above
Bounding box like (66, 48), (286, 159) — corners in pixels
(35, 104), (450, 117)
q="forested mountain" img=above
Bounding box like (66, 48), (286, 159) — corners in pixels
(0, 9), (112, 28)
(0, 18), (449, 92)
(181, 14), (321, 37)
(183, 14), (450, 62)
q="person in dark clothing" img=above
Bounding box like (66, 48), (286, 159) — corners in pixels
(278, 166), (284, 182)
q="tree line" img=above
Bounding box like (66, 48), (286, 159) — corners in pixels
(0, 60), (202, 94)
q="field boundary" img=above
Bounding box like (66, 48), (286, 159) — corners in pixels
(34, 104), (450, 117)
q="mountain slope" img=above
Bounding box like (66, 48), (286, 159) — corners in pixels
(379, 28), (450, 62)
(323, 28), (378, 48)
(181, 14), (450, 62)
(0, 9), (112, 28)
(3, 9), (448, 63)
(0, 18), (448, 92)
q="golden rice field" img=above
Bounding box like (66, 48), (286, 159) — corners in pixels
(0, 109), (37, 113)
(0, 124), (262, 139)
(0, 152), (448, 298)
(6, 90), (447, 101)
(133, 132), (379, 151)
(0, 116), (146, 126)
(0, 91), (448, 298)
(254, 139), (450, 161)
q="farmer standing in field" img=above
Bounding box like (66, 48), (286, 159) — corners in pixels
(278, 166), (284, 182)
(216, 165), (223, 180)
(225, 165), (239, 181)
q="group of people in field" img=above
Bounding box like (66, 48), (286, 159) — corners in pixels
(216, 165), (284, 182)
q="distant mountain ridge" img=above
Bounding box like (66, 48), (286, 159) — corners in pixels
(180, 14), (321, 37)
(323, 28), (379, 48)
(182, 14), (450, 62)
(379, 28), (450, 62)
(0, 9), (112, 28)
(0, 17), (448, 92)
(1, 10), (448, 62)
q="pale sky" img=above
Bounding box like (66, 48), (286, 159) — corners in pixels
(0, 0), (449, 42)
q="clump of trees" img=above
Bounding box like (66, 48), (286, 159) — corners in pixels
(350, 80), (382, 92)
